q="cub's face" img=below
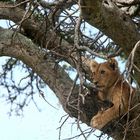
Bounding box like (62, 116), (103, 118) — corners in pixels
(89, 59), (119, 90)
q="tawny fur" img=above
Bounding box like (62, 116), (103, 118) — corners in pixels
(84, 58), (135, 129)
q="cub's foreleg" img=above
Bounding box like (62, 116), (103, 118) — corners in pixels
(90, 97), (128, 129)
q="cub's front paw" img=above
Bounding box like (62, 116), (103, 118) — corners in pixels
(90, 114), (106, 129)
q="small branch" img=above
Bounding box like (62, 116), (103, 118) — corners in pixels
(126, 40), (140, 79)
(74, 1), (88, 140)
(57, 115), (69, 140)
(39, 91), (58, 110)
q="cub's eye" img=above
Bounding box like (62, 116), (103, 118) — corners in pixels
(100, 70), (105, 74)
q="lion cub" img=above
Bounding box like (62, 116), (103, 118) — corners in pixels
(84, 58), (135, 129)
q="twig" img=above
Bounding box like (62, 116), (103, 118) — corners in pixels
(54, 9), (79, 30)
(39, 91), (58, 110)
(63, 128), (94, 140)
(66, 74), (78, 103)
(66, 74), (83, 113)
(57, 115), (70, 140)
(74, 1), (88, 139)
(126, 40), (140, 78)
(123, 86), (134, 140)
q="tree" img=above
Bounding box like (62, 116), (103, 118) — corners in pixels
(0, 0), (140, 140)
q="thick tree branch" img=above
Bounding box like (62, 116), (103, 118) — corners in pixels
(0, 2), (77, 62)
(0, 28), (99, 126)
(0, 1), (48, 46)
(0, 27), (73, 112)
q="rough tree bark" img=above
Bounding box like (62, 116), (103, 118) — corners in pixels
(0, 1), (140, 140)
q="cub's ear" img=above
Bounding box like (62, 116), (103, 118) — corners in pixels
(108, 58), (118, 70)
(89, 60), (98, 72)
(81, 56), (98, 71)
